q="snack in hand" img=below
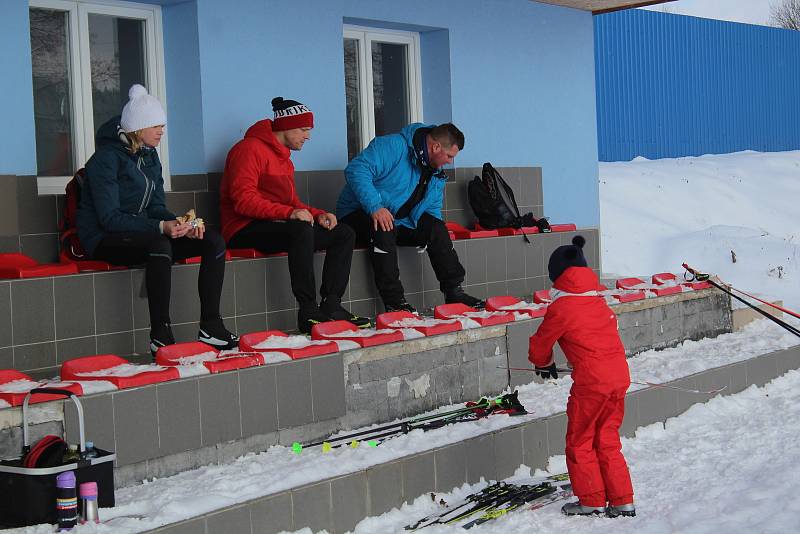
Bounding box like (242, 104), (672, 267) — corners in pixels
(176, 209), (204, 229)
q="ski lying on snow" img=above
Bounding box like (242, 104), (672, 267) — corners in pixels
(405, 473), (570, 530)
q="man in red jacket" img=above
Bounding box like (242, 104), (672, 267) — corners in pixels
(528, 236), (635, 518)
(220, 97), (371, 333)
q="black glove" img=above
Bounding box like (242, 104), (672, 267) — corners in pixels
(534, 363), (559, 380)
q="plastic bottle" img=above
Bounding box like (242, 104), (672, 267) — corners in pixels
(81, 441), (99, 460)
(79, 481), (100, 524)
(56, 471), (78, 531)
(62, 444), (80, 464)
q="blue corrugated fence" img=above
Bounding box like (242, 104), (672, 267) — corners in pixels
(594, 10), (800, 161)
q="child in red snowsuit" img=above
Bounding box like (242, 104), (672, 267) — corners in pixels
(529, 236), (635, 517)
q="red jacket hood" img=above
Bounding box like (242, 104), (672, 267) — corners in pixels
(244, 119), (290, 160)
(552, 266), (602, 294)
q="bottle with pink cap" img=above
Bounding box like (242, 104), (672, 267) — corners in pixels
(79, 481), (100, 524)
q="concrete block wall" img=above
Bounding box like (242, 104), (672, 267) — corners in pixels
(148, 345), (800, 534)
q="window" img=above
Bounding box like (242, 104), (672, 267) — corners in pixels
(29, 0), (168, 194)
(343, 26), (422, 160)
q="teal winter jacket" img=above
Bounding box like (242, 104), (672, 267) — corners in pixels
(76, 116), (174, 256)
(336, 123), (447, 229)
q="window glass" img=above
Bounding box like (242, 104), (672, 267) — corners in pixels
(344, 38), (362, 161)
(88, 14), (147, 134)
(371, 41), (409, 137)
(30, 8), (74, 177)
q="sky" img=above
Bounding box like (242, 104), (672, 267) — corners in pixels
(641, 0), (775, 26)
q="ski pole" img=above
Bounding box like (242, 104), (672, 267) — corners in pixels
(299, 398), (496, 450)
(721, 283), (800, 320)
(682, 263), (800, 339)
(497, 366), (727, 395)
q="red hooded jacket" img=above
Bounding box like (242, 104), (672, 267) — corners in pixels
(529, 267), (630, 387)
(220, 119), (325, 242)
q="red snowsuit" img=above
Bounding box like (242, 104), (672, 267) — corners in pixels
(219, 119), (325, 243)
(529, 266), (634, 507)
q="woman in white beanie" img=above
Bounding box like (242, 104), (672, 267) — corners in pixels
(76, 84), (238, 357)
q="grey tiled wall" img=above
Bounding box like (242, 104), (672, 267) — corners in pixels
(1, 227), (600, 377)
(148, 344), (800, 534)
(0, 166), (542, 262)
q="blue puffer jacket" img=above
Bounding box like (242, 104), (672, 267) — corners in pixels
(336, 123), (447, 229)
(76, 116), (174, 256)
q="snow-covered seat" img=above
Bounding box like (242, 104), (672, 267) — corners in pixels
(239, 330), (338, 359)
(376, 311), (463, 336)
(61, 354), (179, 389)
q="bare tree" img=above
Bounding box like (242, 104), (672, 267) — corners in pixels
(770, 0), (800, 30)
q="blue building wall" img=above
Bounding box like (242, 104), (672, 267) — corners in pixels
(0, 2), (36, 176)
(1, 0), (601, 227)
(595, 10), (800, 162)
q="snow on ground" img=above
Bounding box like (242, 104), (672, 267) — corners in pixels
(600, 150), (800, 308)
(6, 319), (798, 534)
(353, 367), (800, 534)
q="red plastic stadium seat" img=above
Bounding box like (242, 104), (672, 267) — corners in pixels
(615, 277), (646, 290)
(473, 223), (518, 237)
(239, 330), (338, 359)
(652, 272), (678, 285)
(0, 370), (83, 407)
(616, 277), (679, 297)
(533, 289), (552, 304)
(485, 296), (547, 318)
(59, 251), (127, 272)
(61, 354), (179, 389)
(156, 341), (264, 373)
(685, 280), (712, 290)
(549, 224), (578, 232)
(228, 248), (267, 259)
(445, 222), (499, 239)
(376, 311), (462, 336)
(0, 253), (79, 279)
(434, 303), (515, 326)
(311, 320), (403, 347)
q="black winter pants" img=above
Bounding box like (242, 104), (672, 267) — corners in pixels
(229, 219), (355, 309)
(341, 210), (465, 304)
(93, 230), (227, 327)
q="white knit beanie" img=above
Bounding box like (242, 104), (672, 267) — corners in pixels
(120, 84), (166, 132)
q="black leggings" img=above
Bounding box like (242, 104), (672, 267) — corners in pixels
(93, 230), (227, 327)
(229, 219), (355, 308)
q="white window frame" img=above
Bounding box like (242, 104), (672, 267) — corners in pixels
(30, 0), (169, 194)
(344, 25), (423, 152)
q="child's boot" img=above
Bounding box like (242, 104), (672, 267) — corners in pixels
(606, 503), (636, 518)
(561, 501), (606, 516)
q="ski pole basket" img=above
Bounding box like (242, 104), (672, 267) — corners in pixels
(0, 388), (116, 528)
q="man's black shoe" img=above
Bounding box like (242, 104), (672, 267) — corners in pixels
(298, 306), (331, 335)
(320, 299), (373, 329)
(384, 298), (417, 314)
(198, 318), (239, 350)
(444, 286), (485, 309)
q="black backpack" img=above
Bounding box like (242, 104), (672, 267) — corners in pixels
(468, 162), (550, 234)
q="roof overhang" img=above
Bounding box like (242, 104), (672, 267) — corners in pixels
(532, 1), (675, 15)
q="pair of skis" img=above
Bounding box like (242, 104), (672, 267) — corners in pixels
(405, 473), (572, 530)
(292, 390), (528, 454)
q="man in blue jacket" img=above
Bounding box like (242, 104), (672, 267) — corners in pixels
(338, 122), (483, 313)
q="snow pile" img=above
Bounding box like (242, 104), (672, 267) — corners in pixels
(354, 368), (800, 533)
(600, 150), (800, 308)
